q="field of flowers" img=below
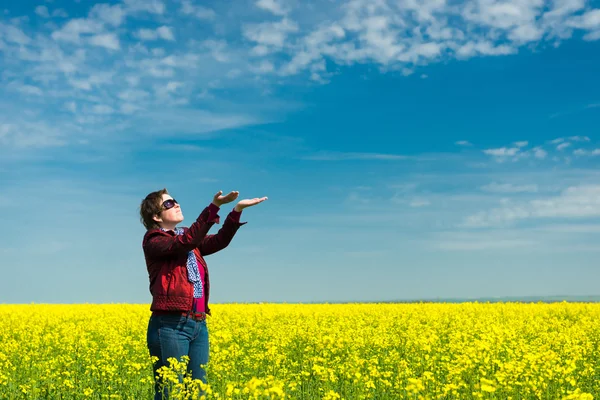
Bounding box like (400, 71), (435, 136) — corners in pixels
(1, 303), (599, 399)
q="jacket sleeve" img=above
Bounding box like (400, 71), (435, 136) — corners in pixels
(143, 204), (220, 257)
(198, 211), (246, 256)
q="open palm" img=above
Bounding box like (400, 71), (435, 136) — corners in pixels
(213, 190), (239, 206)
(235, 197), (268, 211)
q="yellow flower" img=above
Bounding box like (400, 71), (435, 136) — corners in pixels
(1, 303), (600, 399)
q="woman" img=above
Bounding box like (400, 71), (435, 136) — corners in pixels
(139, 188), (267, 399)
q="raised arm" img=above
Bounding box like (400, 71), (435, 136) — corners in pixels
(143, 190), (241, 257)
(143, 204), (219, 257)
(198, 210), (246, 256)
(199, 195), (268, 256)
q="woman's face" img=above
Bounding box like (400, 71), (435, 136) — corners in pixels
(156, 193), (184, 227)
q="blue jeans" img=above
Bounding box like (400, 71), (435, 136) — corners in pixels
(147, 314), (209, 400)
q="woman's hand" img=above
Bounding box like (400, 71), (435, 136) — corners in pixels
(234, 196), (268, 212)
(212, 190), (239, 207)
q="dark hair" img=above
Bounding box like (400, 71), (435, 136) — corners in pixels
(140, 188), (168, 230)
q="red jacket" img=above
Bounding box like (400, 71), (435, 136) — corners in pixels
(142, 204), (245, 314)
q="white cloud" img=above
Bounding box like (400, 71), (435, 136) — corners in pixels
(256, 0), (287, 16)
(539, 223), (600, 234)
(514, 141), (529, 147)
(2, 0), (600, 155)
(437, 236), (535, 251)
(566, 9), (600, 30)
(157, 26), (175, 41)
(463, 0), (545, 30)
(65, 102), (77, 113)
(18, 85), (43, 96)
(91, 104), (115, 115)
(584, 30), (600, 41)
(89, 33), (120, 50)
(243, 18), (299, 49)
(303, 151), (408, 161)
(455, 140), (472, 146)
(556, 142), (571, 151)
(533, 147), (548, 159)
(9, 0), (600, 88)
(1, 24), (31, 45)
(35, 6), (50, 18)
(121, 103), (142, 114)
(136, 26), (175, 41)
(542, 0), (586, 24)
(118, 89), (149, 102)
(165, 81), (182, 93)
(136, 29), (157, 41)
(509, 24), (544, 42)
(456, 41), (515, 58)
(409, 198), (431, 207)
(568, 135), (590, 142)
(251, 60), (276, 74)
(0, 121), (66, 148)
(52, 9), (69, 18)
(147, 67), (175, 78)
(68, 79), (92, 91)
(127, 108), (263, 135)
(483, 147), (520, 157)
(123, 0), (165, 15)
(481, 183), (539, 193)
(279, 25), (345, 75)
(51, 19), (104, 43)
(346, 192), (372, 205)
(464, 184), (600, 227)
(89, 3), (126, 27)
(180, 1), (216, 20)
(202, 39), (231, 62)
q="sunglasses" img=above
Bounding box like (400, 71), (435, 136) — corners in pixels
(161, 198), (178, 210)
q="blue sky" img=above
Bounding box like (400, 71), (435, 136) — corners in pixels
(1, 0), (600, 304)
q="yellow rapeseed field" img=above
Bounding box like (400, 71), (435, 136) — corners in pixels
(1, 303), (599, 399)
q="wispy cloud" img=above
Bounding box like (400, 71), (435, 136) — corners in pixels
(256, 0), (288, 16)
(431, 221), (600, 252)
(89, 33), (121, 50)
(538, 224), (600, 233)
(436, 235), (537, 251)
(481, 183), (539, 193)
(569, 135), (591, 142)
(135, 26), (175, 41)
(482, 146), (531, 162)
(302, 151), (409, 161)
(35, 6), (50, 19)
(573, 148), (600, 156)
(124, 108), (265, 136)
(483, 147), (520, 157)
(478, 135), (600, 163)
(533, 147), (548, 159)
(557, 142), (571, 151)
(409, 198), (431, 208)
(1, 0), (599, 155)
(455, 140), (472, 146)
(550, 103), (600, 118)
(464, 184), (600, 227)
(180, 1), (216, 20)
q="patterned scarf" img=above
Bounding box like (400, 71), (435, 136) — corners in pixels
(162, 227), (202, 298)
